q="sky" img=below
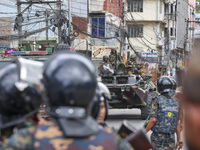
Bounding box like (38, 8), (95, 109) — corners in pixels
(0, 0), (87, 38)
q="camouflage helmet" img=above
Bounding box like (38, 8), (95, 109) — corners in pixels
(130, 54), (137, 59)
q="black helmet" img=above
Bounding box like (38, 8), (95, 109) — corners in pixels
(91, 82), (110, 120)
(157, 76), (173, 94)
(0, 64), (42, 129)
(169, 77), (177, 91)
(43, 53), (99, 138)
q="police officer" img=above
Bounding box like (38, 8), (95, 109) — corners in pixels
(92, 82), (110, 128)
(145, 76), (182, 150)
(2, 53), (133, 150)
(0, 63), (42, 146)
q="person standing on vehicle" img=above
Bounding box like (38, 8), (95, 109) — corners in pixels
(2, 53), (133, 150)
(99, 55), (114, 75)
(126, 54), (137, 75)
(145, 76), (183, 150)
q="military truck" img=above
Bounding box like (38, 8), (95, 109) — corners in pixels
(98, 61), (157, 120)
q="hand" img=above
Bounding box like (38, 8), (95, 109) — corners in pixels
(180, 124), (183, 131)
(176, 140), (184, 150)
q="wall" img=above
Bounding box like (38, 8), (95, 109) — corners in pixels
(127, 22), (161, 52)
(126, 0), (164, 21)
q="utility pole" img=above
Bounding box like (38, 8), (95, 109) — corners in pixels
(46, 9), (49, 40)
(120, 0), (126, 56)
(68, 0), (72, 47)
(17, 0), (22, 45)
(57, 0), (62, 43)
(166, 4), (171, 75)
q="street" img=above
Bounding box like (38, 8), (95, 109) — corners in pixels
(107, 109), (187, 150)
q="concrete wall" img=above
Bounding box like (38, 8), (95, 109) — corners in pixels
(126, 0), (164, 21)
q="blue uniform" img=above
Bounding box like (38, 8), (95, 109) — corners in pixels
(1, 121), (133, 150)
(150, 94), (179, 150)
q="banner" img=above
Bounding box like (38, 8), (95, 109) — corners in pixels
(141, 52), (158, 61)
(92, 46), (120, 59)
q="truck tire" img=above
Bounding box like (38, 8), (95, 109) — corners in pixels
(141, 93), (152, 120)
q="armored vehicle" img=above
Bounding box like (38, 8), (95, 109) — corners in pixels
(99, 62), (157, 120)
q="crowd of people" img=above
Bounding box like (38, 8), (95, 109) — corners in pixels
(0, 50), (199, 150)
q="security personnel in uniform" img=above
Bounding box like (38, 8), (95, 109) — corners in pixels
(109, 47), (122, 70)
(126, 54), (137, 75)
(145, 76), (183, 150)
(92, 82), (110, 128)
(99, 55), (114, 75)
(2, 53), (133, 150)
(0, 63), (42, 147)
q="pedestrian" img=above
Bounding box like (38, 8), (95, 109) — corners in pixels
(2, 53), (133, 150)
(182, 55), (200, 150)
(145, 76), (183, 150)
(0, 63), (42, 148)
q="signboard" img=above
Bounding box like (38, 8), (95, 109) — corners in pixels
(141, 52), (158, 61)
(0, 44), (10, 48)
(92, 46), (120, 59)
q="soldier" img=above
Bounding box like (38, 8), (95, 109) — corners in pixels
(99, 55), (114, 75)
(2, 53), (133, 150)
(145, 76), (183, 150)
(0, 63), (42, 146)
(126, 54), (137, 75)
(109, 47), (122, 70)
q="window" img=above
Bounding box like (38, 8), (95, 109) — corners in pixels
(91, 18), (105, 38)
(127, 0), (143, 12)
(170, 28), (173, 36)
(111, 0), (113, 3)
(128, 25), (143, 37)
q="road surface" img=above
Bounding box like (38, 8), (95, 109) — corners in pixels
(107, 109), (187, 150)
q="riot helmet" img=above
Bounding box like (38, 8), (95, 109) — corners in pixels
(103, 55), (109, 63)
(157, 76), (173, 94)
(0, 64), (42, 129)
(170, 77), (177, 91)
(43, 53), (99, 138)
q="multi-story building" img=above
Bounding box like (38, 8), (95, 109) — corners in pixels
(0, 17), (12, 48)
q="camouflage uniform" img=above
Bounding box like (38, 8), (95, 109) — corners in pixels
(1, 121), (133, 150)
(109, 54), (118, 69)
(150, 94), (179, 150)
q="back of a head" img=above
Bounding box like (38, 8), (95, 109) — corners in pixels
(43, 53), (99, 138)
(0, 64), (42, 129)
(157, 76), (173, 94)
